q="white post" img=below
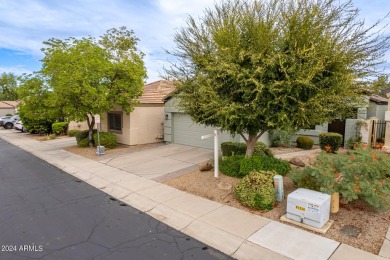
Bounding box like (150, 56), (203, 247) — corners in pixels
(201, 129), (220, 178)
(213, 129), (219, 178)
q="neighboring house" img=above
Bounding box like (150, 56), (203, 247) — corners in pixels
(164, 97), (271, 149)
(0, 100), (21, 117)
(295, 95), (389, 146)
(97, 80), (175, 146)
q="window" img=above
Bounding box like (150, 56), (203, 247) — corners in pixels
(108, 112), (122, 133)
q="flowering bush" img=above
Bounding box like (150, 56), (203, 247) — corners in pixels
(289, 147), (390, 210)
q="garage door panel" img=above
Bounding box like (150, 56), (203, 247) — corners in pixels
(172, 113), (236, 149)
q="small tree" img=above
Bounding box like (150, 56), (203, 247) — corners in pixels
(41, 27), (147, 146)
(166, 0), (390, 157)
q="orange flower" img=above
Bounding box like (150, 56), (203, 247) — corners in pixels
(324, 145), (332, 153)
(371, 152), (378, 161)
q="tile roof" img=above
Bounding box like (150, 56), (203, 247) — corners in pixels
(369, 95), (388, 104)
(138, 80), (175, 104)
(0, 100), (21, 109)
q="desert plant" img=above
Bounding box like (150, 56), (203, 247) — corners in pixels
(319, 132), (343, 153)
(67, 130), (81, 137)
(93, 131), (117, 149)
(290, 148), (390, 210)
(52, 122), (69, 135)
(235, 170), (276, 211)
(346, 136), (362, 150)
(270, 128), (297, 147)
(296, 136), (314, 150)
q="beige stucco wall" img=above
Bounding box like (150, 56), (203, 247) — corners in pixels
(0, 108), (16, 117)
(101, 104), (164, 146)
(68, 120), (90, 131)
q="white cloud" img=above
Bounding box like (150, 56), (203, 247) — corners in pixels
(0, 66), (32, 75)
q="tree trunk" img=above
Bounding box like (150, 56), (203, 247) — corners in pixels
(85, 114), (95, 148)
(245, 134), (258, 157)
(240, 131), (266, 157)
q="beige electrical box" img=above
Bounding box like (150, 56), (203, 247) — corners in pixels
(287, 188), (330, 229)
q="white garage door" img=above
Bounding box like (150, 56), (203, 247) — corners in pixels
(172, 113), (236, 149)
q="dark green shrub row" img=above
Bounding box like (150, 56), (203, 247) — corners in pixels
(93, 132), (117, 149)
(75, 130), (117, 148)
(22, 117), (54, 134)
(319, 132), (342, 152)
(296, 136), (314, 150)
(68, 130), (81, 137)
(52, 122), (68, 135)
(221, 142), (273, 157)
(221, 142), (246, 156)
(75, 130), (97, 146)
(234, 170), (276, 211)
(220, 155), (290, 178)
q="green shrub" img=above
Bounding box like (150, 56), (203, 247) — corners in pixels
(290, 148), (390, 210)
(93, 132), (117, 149)
(77, 138), (89, 147)
(270, 128), (297, 147)
(253, 142), (273, 157)
(220, 155), (244, 177)
(239, 156), (263, 178)
(52, 122), (69, 135)
(319, 132), (343, 152)
(235, 170), (276, 210)
(221, 142), (247, 156)
(239, 156), (291, 177)
(296, 136), (314, 150)
(5, 113), (12, 116)
(221, 141), (273, 157)
(255, 156), (291, 176)
(21, 117), (54, 134)
(289, 170), (321, 191)
(222, 155), (291, 178)
(68, 130), (81, 137)
(75, 130), (97, 146)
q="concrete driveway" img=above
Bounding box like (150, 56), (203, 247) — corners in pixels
(102, 144), (213, 181)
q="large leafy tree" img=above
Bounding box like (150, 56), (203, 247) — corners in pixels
(0, 72), (19, 100)
(166, 0), (390, 156)
(41, 27), (147, 146)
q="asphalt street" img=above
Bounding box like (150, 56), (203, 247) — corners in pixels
(0, 139), (231, 260)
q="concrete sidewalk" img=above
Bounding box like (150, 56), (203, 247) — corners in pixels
(1, 130), (388, 260)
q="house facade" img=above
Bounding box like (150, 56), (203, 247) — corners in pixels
(0, 101), (20, 117)
(99, 80), (174, 146)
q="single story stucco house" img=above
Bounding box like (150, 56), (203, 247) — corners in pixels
(0, 100), (20, 117)
(98, 80), (175, 146)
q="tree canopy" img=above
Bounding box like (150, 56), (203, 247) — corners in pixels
(40, 27), (147, 145)
(18, 74), (60, 133)
(166, 0), (390, 156)
(0, 72), (19, 100)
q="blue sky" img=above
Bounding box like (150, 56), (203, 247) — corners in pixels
(0, 0), (389, 83)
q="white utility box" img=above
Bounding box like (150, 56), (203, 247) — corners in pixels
(286, 188), (331, 229)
